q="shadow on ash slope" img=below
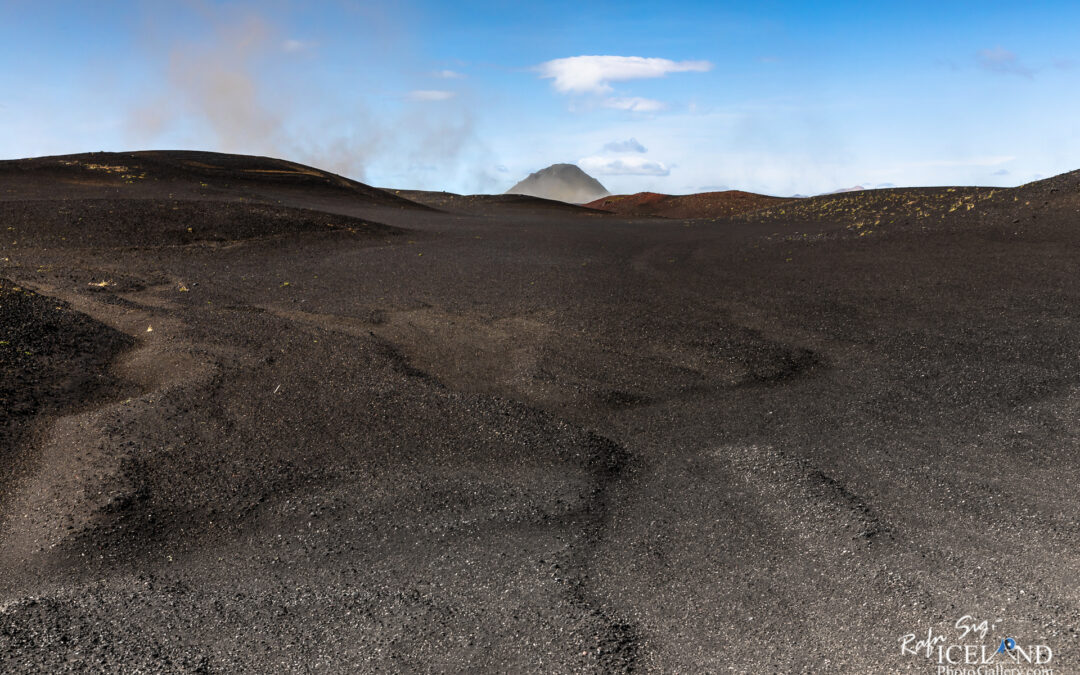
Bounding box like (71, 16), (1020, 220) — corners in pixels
(0, 263), (841, 673)
(258, 300), (843, 668)
(7, 238), (1080, 672)
(0, 279), (662, 672)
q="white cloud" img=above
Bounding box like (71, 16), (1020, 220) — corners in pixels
(603, 138), (647, 153)
(578, 155), (670, 176)
(408, 90), (456, 101)
(433, 69), (465, 79)
(282, 39), (313, 53)
(603, 97), (667, 112)
(537, 55), (712, 94)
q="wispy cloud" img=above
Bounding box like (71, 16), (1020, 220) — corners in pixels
(913, 156), (1015, 168)
(408, 89), (456, 101)
(432, 69), (465, 79)
(537, 55), (711, 94)
(578, 155), (670, 176)
(603, 138), (647, 153)
(282, 38), (314, 53)
(603, 97), (667, 112)
(884, 156), (1015, 172)
(934, 57), (960, 72)
(976, 47), (1034, 78)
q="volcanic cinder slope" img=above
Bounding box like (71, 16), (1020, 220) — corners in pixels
(2, 151), (1080, 673)
(584, 189), (791, 219)
(505, 163), (610, 204)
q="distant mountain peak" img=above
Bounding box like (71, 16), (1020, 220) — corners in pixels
(824, 185), (867, 195)
(505, 164), (609, 204)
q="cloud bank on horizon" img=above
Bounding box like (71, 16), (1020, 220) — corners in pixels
(579, 155), (670, 177)
(1, 0), (1079, 196)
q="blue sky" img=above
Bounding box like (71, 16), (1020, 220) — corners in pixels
(2, 1), (1078, 195)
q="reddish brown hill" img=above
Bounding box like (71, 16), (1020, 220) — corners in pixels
(585, 190), (792, 219)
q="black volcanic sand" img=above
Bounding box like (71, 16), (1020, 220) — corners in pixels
(2, 152), (1080, 673)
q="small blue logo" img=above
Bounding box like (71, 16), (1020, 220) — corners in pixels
(996, 637), (1017, 653)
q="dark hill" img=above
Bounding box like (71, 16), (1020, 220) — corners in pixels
(0, 151), (415, 247)
(0, 150), (429, 211)
(388, 189), (605, 215)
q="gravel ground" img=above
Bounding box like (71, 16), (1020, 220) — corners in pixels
(1, 152), (1079, 673)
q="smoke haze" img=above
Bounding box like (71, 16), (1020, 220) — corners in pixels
(125, 4), (487, 187)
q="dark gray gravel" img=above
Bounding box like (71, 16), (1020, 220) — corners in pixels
(2, 152), (1079, 673)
